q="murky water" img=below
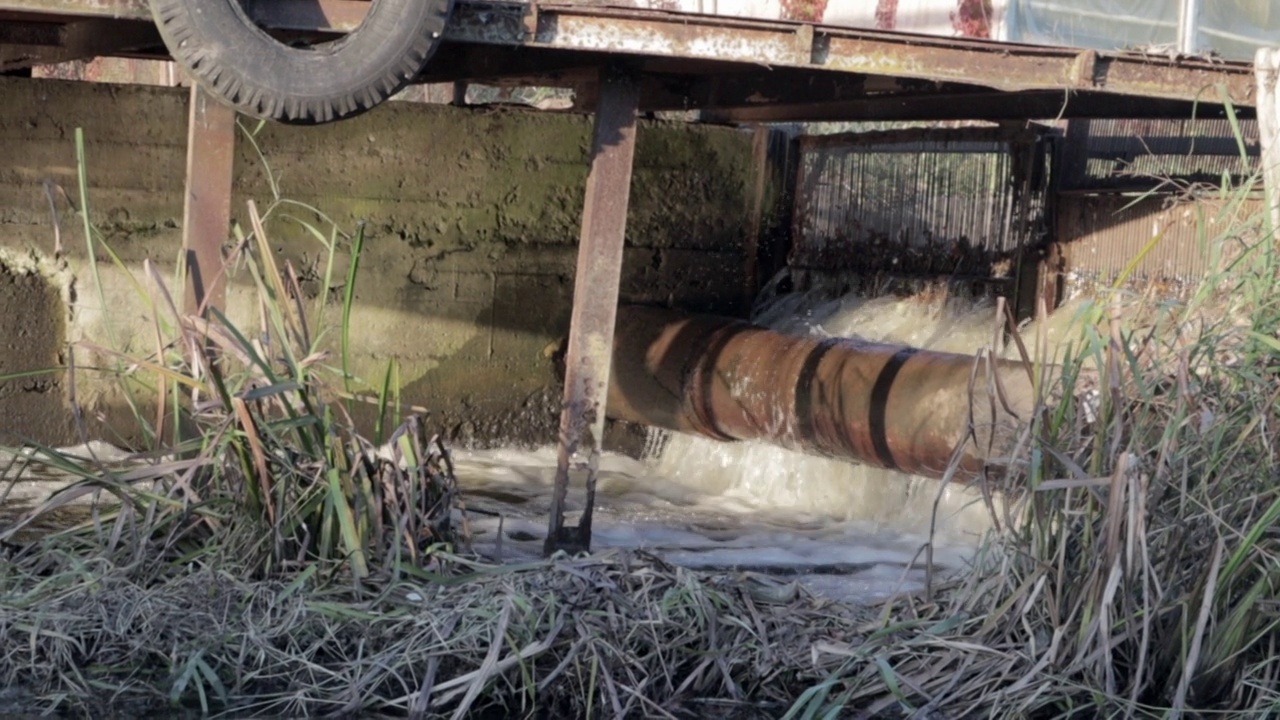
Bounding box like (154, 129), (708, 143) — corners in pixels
(3, 275), (1089, 603)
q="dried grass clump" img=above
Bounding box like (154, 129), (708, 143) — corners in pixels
(806, 299), (1280, 718)
(791, 179), (1280, 717)
(0, 546), (885, 718)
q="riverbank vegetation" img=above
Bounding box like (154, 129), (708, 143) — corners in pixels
(2, 123), (1278, 718)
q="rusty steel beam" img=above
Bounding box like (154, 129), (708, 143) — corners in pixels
(0, 18), (160, 71)
(545, 64), (640, 556)
(0, 0), (367, 31)
(0, 0), (148, 21)
(0, 0), (1255, 108)
(181, 83), (236, 316)
(699, 90), (1255, 124)
(443, 3), (1255, 107)
(607, 305), (1045, 480)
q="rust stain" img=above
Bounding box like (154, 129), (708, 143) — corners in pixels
(951, 0), (993, 38)
(780, 0), (829, 23)
(875, 0), (898, 30)
(607, 305), (1040, 482)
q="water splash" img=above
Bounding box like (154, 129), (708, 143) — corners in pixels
(644, 271), (1013, 542)
(456, 272), (1079, 602)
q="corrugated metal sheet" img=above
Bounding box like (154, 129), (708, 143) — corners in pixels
(1061, 118), (1260, 192)
(791, 127), (1050, 280)
(1057, 194), (1260, 295)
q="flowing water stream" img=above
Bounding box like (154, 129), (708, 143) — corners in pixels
(455, 275), (1090, 603)
(3, 274), (1090, 604)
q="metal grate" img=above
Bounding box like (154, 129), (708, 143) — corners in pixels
(791, 127), (1051, 283)
(1060, 118), (1260, 192)
(1058, 193), (1261, 295)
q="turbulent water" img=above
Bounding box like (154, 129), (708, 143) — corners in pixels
(457, 274), (1091, 603)
(2, 273), (1089, 604)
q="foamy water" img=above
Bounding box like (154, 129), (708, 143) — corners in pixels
(454, 273), (1090, 602)
(3, 273), (1089, 603)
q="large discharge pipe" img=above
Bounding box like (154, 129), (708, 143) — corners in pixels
(606, 305), (1046, 481)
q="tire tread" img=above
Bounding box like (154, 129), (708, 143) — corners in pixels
(148, 0), (452, 124)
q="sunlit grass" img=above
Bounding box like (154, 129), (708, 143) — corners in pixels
(1, 115), (1278, 718)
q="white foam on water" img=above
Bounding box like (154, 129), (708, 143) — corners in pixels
(454, 275), (1070, 603)
(4, 273), (1087, 603)
(451, 445), (993, 603)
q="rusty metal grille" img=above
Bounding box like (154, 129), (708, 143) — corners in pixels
(1058, 194), (1262, 295)
(791, 127), (1050, 282)
(1060, 118), (1260, 192)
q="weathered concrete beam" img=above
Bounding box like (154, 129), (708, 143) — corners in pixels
(607, 305), (1045, 481)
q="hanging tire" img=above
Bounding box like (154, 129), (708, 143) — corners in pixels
(148, 0), (454, 124)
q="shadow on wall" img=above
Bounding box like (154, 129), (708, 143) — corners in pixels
(0, 253), (72, 446)
(0, 76), (776, 450)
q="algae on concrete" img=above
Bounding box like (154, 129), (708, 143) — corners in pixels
(0, 76), (768, 449)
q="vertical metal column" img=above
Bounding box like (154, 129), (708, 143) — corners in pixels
(1177, 0), (1201, 55)
(744, 126), (770, 303)
(1255, 50), (1280, 236)
(182, 84), (236, 316)
(544, 64), (640, 556)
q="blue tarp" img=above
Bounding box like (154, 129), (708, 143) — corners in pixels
(1005, 0), (1280, 61)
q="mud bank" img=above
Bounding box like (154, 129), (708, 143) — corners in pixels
(0, 76), (775, 448)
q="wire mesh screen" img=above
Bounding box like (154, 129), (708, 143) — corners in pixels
(791, 128), (1050, 281)
(1059, 118), (1260, 192)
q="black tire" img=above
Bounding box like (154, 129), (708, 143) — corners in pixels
(149, 0), (453, 124)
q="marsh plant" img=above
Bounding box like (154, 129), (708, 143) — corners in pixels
(1, 116), (1278, 719)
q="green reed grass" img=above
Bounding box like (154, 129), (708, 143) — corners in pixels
(3, 126), (463, 586)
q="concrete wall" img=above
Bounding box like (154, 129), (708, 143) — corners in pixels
(0, 76), (761, 449)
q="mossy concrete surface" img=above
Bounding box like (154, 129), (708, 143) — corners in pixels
(0, 76), (761, 448)
(0, 250), (71, 445)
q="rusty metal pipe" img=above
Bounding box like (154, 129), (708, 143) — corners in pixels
(607, 305), (1044, 480)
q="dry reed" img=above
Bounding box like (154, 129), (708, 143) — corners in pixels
(2, 127), (1279, 719)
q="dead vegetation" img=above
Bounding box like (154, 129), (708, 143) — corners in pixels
(2, 130), (1279, 718)
(0, 546), (884, 718)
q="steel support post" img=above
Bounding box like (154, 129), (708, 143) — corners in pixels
(181, 84), (236, 316)
(744, 126), (770, 303)
(1177, 0), (1201, 55)
(544, 64), (640, 556)
(1256, 50), (1280, 236)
